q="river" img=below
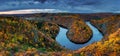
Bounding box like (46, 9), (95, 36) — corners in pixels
(55, 21), (103, 50)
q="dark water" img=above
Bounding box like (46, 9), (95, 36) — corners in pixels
(55, 22), (103, 50)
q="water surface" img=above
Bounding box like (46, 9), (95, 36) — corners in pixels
(56, 22), (103, 50)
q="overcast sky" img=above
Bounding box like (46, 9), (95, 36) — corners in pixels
(0, 0), (120, 13)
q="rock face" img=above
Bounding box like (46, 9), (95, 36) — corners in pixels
(67, 20), (92, 44)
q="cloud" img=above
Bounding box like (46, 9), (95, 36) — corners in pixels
(0, 0), (120, 13)
(34, 0), (47, 3)
(114, 11), (120, 13)
(80, 0), (101, 5)
(0, 9), (68, 14)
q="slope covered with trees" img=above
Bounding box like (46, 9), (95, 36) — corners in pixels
(0, 13), (120, 56)
(75, 28), (120, 56)
(67, 19), (92, 44)
(0, 16), (65, 55)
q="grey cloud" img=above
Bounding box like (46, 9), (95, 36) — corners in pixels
(0, 0), (120, 13)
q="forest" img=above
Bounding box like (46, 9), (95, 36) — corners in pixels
(0, 13), (120, 56)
